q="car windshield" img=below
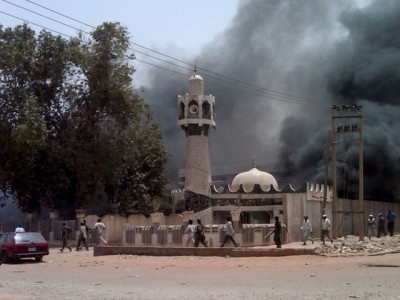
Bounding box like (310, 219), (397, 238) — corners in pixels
(15, 233), (46, 243)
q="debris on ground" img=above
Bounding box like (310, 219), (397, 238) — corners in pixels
(314, 234), (400, 256)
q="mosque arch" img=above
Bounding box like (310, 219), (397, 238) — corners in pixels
(202, 101), (211, 119)
(178, 102), (185, 120)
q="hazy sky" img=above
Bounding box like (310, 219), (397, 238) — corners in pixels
(1, 0), (399, 203)
(1, 0), (239, 84)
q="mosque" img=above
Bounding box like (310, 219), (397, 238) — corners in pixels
(173, 72), (332, 243)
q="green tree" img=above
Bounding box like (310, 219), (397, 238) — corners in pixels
(0, 23), (169, 216)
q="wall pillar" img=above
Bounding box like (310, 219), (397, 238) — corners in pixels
(49, 211), (59, 241)
(26, 212), (35, 231)
(182, 210), (195, 227)
(151, 212), (166, 233)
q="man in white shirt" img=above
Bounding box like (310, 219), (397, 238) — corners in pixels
(300, 216), (313, 245)
(15, 223), (25, 233)
(321, 215), (333, 244)
(94, 218), (107, 245)
(220, 217), (237, 247)
(184, 219), (196, 247)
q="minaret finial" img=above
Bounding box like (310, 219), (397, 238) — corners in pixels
(194, 65), (197, 75)
(252, 156), (256, 168)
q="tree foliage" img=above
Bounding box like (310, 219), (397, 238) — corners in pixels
(0, 23), (169, 217)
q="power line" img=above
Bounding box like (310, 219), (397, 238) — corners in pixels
(10, 0), (329, 106)
(3, 0), (84, 33)
(0, 10), (73, 38)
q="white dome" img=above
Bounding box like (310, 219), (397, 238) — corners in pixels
(231, 168), (278, 192)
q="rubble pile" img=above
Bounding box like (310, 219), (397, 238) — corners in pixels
(314, 234), (400, 256)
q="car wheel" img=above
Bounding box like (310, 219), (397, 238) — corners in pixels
(35, 255), (43, 262)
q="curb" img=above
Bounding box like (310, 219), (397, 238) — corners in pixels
(93, 246), (317, 257)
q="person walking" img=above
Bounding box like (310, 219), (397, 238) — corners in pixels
(321, 215), (333, 244)
(76, 221), (89, 251)
(220, 217), (237, 247)
(367, 215), (376, 240)
(184, 219), (196, 247)
(60, 222), (72, 252)
(273, 216), (282, 248)
(386, 210), (396, 237)
(301, 216), (313, 245)
(94, 218), (108, 245)
(194, 219), (208, 247)
(377, 213), (387, 238)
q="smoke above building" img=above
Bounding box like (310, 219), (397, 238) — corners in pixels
(142, 0), (400, 201)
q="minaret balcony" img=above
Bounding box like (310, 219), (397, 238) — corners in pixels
(177, 119), (216, 127)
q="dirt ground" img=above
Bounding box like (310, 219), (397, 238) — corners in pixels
(0, 240), (400, 300)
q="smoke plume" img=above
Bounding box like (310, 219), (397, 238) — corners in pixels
(143, 0), (400, 200)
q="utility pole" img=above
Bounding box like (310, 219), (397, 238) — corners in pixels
(331, 104), (364, 241)
(358, 106), (364, 241)
(331, 118), (338, 239)
(322, 130), (331, 216)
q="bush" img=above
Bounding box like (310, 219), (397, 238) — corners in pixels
(159, 201), (174, 216)
(174, 200), (186, 214)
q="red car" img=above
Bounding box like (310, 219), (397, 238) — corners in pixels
(0, 232), (49, 263)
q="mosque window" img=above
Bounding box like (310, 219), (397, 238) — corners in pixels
(240, 211), (250, 224)
(202, 102), (211, 119)
(178, 102), (185, 120)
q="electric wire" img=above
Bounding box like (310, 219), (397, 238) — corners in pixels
(2, 1), (399, 184)
(2, 1), (398, 139)
(2, 0), (330, 106)
(1, 8), (327, 106)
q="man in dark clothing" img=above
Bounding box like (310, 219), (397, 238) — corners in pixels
(194, 219), (208, 247)
(386, 210), (396, 237)
(377, 213), (387, 238)
(274, 216), (282, 248)
(60, 222), (72, 252)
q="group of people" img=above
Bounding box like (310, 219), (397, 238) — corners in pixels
(60, 218), (107, 253)
(298, 214), (334, 246)
(184, 217), (240, 248)
(367, 210), (397, 239)
(299, 210), (397, 247)
(183, 218), (208, 247)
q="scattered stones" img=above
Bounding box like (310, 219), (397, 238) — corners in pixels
(314, 234), (400, 256)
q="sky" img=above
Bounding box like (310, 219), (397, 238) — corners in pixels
(0, 1), (239, 59)
(1, 0), (400, 206)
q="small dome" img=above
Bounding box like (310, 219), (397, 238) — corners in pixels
(231, 168), (278, 192)
(188, 74), (204, 95)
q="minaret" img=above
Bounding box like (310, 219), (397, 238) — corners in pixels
(177, 71), (216, 195)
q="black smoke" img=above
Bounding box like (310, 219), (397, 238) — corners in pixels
(142, 0), (400, 201)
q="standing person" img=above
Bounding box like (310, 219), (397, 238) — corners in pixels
(386, 210), (396, 237)
(273, 216), (282, 248)
(321, 215), (333, 244)
(15, 223), (25, 233)
(300, 216), (313, 245)
(194, 219), (208, 247)
(76, 221), (89, 251)
(94, 218), (108, 245)
(83, 220), (91, 245)
(377, 213), (387, 238)
(367, 215), (376, 240)
(184, 219), (196, 247)
(220, 217), (237, 247)
(60, 222), (72, 252)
